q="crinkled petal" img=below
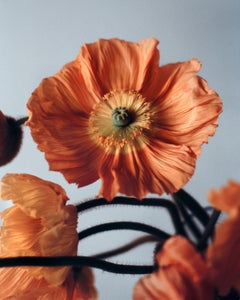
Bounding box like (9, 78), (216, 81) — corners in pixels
(0, 267), (97, 300)
(77, 37), (159, 94)
(28, 61), (99, 116)
(40, 206), (79, 286)
(0, 173), (68, 221)
(147, 59), (222, 156)
(0, 206), (43, 257)
(99, 141), (196, 200)
(0, 205), (78, 286)
(27, 75), (103, 187)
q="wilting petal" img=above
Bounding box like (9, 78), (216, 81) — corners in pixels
(133, 236), (214, 300)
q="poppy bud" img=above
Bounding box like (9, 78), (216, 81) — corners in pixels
(0, 111), (26, 166)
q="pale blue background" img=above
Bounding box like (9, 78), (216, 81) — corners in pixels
(0, 1), (239, 299)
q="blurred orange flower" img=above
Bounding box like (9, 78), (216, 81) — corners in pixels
(134, 181), (240, 299)
(0, 111), (23, 167)
(206, 180), (240, 296)
(133, 236), (214, 300)
(0, 173), (97, 299)
(27, 38), (222, 200)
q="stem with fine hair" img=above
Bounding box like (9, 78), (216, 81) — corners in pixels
(77, 196), (186, 236)
(92, 235), (159, 259)
(197, 209), (221, 251)
(173, 196), (202, 240)
(0, 256), (154, 274)
(78, 221), (171, 241)
(172, 189), (210, 226)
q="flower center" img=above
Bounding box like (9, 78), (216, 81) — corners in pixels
(112, 107), (132, 127)
(89, 90), (152, 153)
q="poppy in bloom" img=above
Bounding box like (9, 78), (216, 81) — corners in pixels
(0, 173), (97, 299)
(133, 236), (214, 300)
(0, 111), (24, 167)
(206, 180), (240, 296)
(27, 38), (222, 200)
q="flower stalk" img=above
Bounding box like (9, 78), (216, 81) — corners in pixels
(0, 256), (154, 275)
(77, 196), (186, 236)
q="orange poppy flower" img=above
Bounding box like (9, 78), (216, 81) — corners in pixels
(27, 38), (222, 200)
(0, 173), (97, 299)
(0, 111), (23, 166)
(133, 236), (214, 300)
(206, 180), (240, 296)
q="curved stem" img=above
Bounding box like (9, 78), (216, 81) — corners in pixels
(92, 235), (159, 259)
(77, 197), (186, 236)
(173, 196), (202, 240)
(197, 209), (221, 251)
(0, 256), (154, 274)
(78, 221), (171, 240)
(172, 189), (210, 226)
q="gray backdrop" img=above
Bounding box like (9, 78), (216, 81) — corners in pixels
(0, 1), (239, 299)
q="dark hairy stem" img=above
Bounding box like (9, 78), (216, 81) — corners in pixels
(92, 235), (159, 259)
(197, 209), (221, 251)
(0, 256), (154, 274)
(77, 197), (186, 236)
(78, 221), (171, 241)
(172, 189), (210, 226)
(173, 196), (202, 240)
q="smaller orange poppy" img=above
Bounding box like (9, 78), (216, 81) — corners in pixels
(0, 173), (97, 299)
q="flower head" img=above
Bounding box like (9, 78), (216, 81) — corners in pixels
(133, 236), (213, 300)
(0, 111), (24, 167)
(0, 173), (97, 299)
(27, 38), (222, 200)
